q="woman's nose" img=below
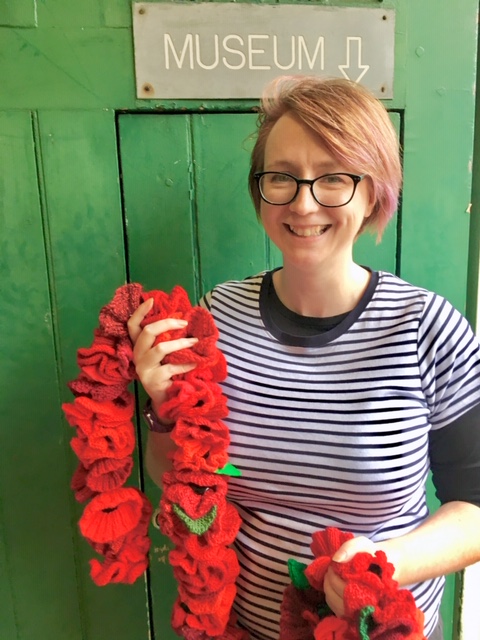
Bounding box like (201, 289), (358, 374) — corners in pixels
(289, 183), (320, 215)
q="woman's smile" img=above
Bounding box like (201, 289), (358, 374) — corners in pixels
(287, 224), (332, 237)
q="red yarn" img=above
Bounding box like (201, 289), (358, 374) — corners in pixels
(63, 282), (241, 636)
(98, 283), (143, 338)
(71, 461), (97, 503)
(280, 527), (427, 640)
(79, 487), (147, 544)
(87, 456), (134, 492)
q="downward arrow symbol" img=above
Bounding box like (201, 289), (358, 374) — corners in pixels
(338, 37), (370, 83)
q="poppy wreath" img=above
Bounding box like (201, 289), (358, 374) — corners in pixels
(63, 284), (427, 640)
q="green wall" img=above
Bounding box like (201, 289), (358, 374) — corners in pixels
(0, 1), (478, 639)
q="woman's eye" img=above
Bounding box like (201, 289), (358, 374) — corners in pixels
(318, 174), (348, 187)
(270, 173), (291, 184)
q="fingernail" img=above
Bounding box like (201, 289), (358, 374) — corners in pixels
(178, 319), (188, 326)
(333, 551), (347, 562)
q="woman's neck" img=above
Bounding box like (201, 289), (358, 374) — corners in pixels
(272, 262), (371, 318)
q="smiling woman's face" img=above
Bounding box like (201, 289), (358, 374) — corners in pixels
(260, 112), (374, 274)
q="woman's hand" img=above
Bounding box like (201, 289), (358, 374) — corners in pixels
(127, 297), (198, 410)
(324, 535), (377, 617)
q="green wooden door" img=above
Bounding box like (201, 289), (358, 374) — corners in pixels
(117, 110), (400, 639)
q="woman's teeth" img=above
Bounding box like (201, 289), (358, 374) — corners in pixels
(288, 225), (330, 237)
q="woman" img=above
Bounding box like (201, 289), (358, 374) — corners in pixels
(128, 76), (480, 640)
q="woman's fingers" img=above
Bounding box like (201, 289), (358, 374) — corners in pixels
(324, 567), (346, 617)
(127, 297), (154, 343)
(127, 301), (199, 406)
(134, 333), (198, 366)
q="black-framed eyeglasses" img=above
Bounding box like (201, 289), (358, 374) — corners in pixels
(254, 171), (366, 207)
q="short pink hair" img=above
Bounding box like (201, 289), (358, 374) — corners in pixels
(248, 75), (402, 240)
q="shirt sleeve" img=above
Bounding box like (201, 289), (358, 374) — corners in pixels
(418, 293), (480, 429)
(429, 402), (480, 507)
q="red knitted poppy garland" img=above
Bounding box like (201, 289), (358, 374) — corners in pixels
(63, 284), (427, 640)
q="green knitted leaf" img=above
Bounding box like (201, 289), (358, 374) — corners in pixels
(215, 462), (242, 477)
(358, 605), (376, 640)
(172, 504), (218, 535)
(287, 558), (310, 590)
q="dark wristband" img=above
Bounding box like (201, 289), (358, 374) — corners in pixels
(142, 399), (174, 433)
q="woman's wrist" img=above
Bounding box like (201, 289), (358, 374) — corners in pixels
(142, 398), (174, 433)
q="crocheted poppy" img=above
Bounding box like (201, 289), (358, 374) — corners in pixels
(170, 418), (231, 473)
(313, 616), (349, 640)
(77, 334), (135, 385)
(360, 588), (425, 640)
(335, 551), (397, 616)
(86, 456), (134, 492)
(280, 583), (326, 640)
(71, 420), (135, 464)
(98, 283), (143, 339)
(68, 374), (127, 402)
(79, 487), (148, 544)
(162, 470), (229, 520)
(305, 528), (354, 591)
(164, 307), (222, 370)
(63, 394), (134, 434)
(141, 285), (192, 326)
(180, 502), (241, 560)
(71, 461), (97, 502)
(172, 582), (237, 636)
(178, 612), (249, 640)
(89, 549), (149, 586)
(171, 547), (240, 595)
(160, 376), (229, 422)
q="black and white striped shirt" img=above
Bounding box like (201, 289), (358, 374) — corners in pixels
(202, 270), (480, 639)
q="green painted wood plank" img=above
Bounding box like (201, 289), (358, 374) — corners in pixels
(119, 113), (197, 640)
(0, 0), (36, 27)
(39, 109), (150, 639)
(36, 0), (129, 27)
(0, 27), (134, 110)
(401, 0), (478, 313)
(39, 110), (128, 381)
(119, 113), (197, 298)
(0, 501), (18, 640)
(0, 110), (83, 640)
(192, 113), (269, 294)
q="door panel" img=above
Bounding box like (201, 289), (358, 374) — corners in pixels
(119, 110), (402, 639)
(0, 111), (82, 640)
(39, 109), (150, 640)
(119, 114), (198, 299)
(192, 113), (272, 293)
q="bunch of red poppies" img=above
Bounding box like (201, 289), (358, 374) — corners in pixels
(144, 287), (244, 638)
(63, 283), (153, 586)
(63, 283), (245, 637)
(280, 527), (427, 640)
